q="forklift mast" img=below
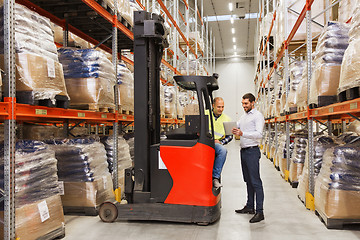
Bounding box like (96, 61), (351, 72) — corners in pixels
(132, 11), (169, 202)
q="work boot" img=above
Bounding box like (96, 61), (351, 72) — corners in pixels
(235, 206), (255, 214)
(213, 178), (223, 189)
(249, 212), (265, 223)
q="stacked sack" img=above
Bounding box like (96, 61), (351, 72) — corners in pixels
(309, 22), (350, 106)
(297, 135), (336, 202)
(58, 48), (115, 110)
(0, 4), (69, 104)
(118, 63), (134, 113)
(46, 138), (113, 214)
(164, 86), (177, 118)
(287, 61), (305, 111)
(315, 137), (360, 220)
(338, 4), (360, 96)
(102, 136), (133, 198)
(289, 134), (307, 185)
(0, 141), (64, 240)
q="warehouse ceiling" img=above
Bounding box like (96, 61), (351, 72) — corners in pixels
(201, 0), (259, 59)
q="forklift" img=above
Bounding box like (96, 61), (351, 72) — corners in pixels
(99, 11), (221, 224)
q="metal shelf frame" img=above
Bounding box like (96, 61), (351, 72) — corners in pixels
(257, 0), (359, 212)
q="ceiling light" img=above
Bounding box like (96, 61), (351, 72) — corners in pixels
(234, 52), (238, 55)
(233, 45), (236, 50)
(231, 28), (235, 34)
(229, 3), (233, 11)
(232, 37), (236, 43)
(230, 16), (234, 24)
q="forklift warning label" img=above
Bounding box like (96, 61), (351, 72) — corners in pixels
(158, 152), (167, 169)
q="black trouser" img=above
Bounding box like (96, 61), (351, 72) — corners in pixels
(240, 146), (264, 213)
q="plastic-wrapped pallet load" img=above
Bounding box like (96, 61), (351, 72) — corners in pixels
(124, 133), (134, 161)
(338, 0), (358, 23)
(289, 134), (307, 185)
(277, 133), (294, 178)
(287, 61), (305, 111)
(309, 22), (350, 106)
(117, 63), (134, 113)
(296, 58), (315, 110)
(0, 141), (65, 240)
(58, 48), (115, 111)
(338, 5), (360, 98)
(314, 137), (360, 221)
(102, 135), (133, 198)
(164, 86), (177, 118)
(346, 121), (360, 135)
(297, 135), (337, 202)
(46, 138), (114, 214)
(0, 4), (69, 105)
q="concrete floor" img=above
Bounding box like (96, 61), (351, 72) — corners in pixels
(63, 141), (360, 240)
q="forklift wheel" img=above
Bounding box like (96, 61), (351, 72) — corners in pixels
(99, 202), (118, 223)
(197, 222), (210, 226)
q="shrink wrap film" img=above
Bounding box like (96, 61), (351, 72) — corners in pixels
(0, 195), (65, 240)
(0, 4), (69, 102)
(339, 4), (360, 93)
(346, 121), (360, 135)
(309, 22), (349, 105)
(177, 91), (190, 119)
(289, 135), (307, 183)
(46, 138), (114, 208)
(118, 63), (134, 112)
(102, 135), (133, 198)
(315, 139), (360, 219)
(59, 48), (115, 109)
(298, 135), (337, 202)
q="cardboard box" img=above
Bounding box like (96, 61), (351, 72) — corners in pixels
(0, 194), (65, 240)
(61, 174), (114, 208)
(0, 53), (68, 98)
(314, 65), (341, 96)
(315, 181), (360, 219)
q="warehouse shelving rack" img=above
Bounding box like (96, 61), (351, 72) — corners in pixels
(256, 0), (360, 214)
(1, 0), (217, 238)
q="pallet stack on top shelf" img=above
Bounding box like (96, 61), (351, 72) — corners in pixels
(256, 0), (360, 229)
(0, 0), (217, 238)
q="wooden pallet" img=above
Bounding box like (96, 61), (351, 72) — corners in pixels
(297, 105), (307, 113)
(63, 206), (99, 216)
(289, 180), (299, 188)
(37, 226), (65, 240)
(315, 209), (360, 229)
(16, 91), (69, 109)
(119, 107), (134, 115)
(338, 87), (360, 102)
(309, 95), (337, 109)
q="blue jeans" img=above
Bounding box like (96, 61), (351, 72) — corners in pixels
(240, 147), (264, 213)
(213, 143), (227, 179)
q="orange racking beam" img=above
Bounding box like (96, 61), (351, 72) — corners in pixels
(183, 0), (189, 9)
(262, 0), (314, 88)
(261, 11), (276, 55)
(81, 0), (133, 40)
(197, 8), (203, 25)
(162, 59), (181, 75)
(179, 10), (187, 25)
(136, 0), (146, 10)
(157, 0), (198, 59)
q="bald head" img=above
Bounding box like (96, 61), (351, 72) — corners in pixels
(213, 97), (224, 116)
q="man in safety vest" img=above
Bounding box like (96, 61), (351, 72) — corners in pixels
(210, 97), (233, 189)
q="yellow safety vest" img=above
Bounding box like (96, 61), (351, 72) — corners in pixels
(207, 111), (232, 140)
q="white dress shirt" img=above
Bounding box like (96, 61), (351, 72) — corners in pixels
(236, 108), (265, 148)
